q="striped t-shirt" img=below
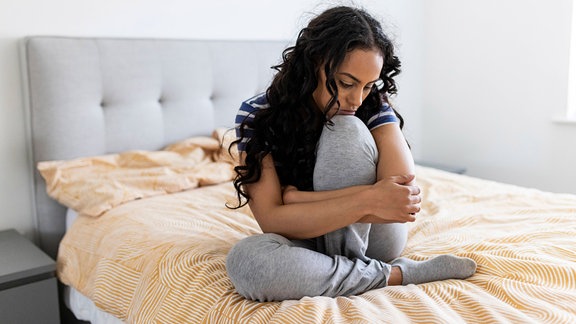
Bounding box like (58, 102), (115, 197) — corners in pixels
(234, 93), (399, 151)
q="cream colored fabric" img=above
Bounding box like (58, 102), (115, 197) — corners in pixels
(54, 139), (576, 323)
(38, 129), (237, 217)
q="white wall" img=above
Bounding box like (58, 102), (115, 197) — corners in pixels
(5, 0), (572, 239)
(421, 0), (576, 194)
(0, 0), (422, 237)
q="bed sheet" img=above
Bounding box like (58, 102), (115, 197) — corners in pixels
(64, 209), (122, 323)
(55, 164), (576, 323)
(64, 286), (123, 324)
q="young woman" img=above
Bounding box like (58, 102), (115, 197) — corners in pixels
(227, 6), (476, 302)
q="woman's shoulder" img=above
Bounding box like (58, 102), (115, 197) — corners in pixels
(235, 93), (270, 130)
(366, 101), (395, 118)
(237, 93), (268, 120)
(366, 102), (400, 130)
(243, 93), (269, 109)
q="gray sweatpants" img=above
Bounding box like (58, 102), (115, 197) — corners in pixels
(226, 115), (408, 301)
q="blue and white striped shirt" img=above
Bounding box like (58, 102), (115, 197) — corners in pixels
(234, 93), (399, 151)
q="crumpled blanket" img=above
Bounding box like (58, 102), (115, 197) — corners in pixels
(47, 132), (576, 323)
(38, 128), (237, 217)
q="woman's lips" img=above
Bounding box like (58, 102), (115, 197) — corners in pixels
(337, 109), (356, 115)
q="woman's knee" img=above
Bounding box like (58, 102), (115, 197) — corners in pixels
(314, 116), (378, 190)
(226, 233), (286, 277)
(365, 223), (408, 262)
(226, 233), (292, 301)
(318, 115), (377, 156)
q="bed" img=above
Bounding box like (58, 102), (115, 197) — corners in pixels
(22, 36), (576, 324)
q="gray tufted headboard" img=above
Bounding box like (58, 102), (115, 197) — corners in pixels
(21, 36), (287, 258)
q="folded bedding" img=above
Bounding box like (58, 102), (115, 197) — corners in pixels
(39, 130), (576, 323)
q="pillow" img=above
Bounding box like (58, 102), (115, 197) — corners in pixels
(38, 128), (238, 217)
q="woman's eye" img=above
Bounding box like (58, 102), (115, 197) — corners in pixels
(339, 81), (354, 89)
(364, 84), (374, 91)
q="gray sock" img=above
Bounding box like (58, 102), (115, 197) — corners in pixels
(392, 255), (477, 285)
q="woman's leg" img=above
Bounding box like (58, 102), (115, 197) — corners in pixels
(227, 117), (477, 301)
(314, 116), (409, 263)
(226, 116), (392, 301)
(226, 233), (390, 301)
(314, 116), (477, 285)
(365, 223), (407, 262)
(313, 115), (379, 261)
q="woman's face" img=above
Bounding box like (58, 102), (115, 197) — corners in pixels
(312, 48), (383, 116)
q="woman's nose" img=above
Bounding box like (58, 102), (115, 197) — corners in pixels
(348, 89), (363, 107)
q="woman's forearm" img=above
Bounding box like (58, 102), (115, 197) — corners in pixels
(244, 154), (418, 239)
(254, 194), (369, 239)
(254, 178), (418, 239)
(284, 186), (398, 225)
(283, 185), (370, 204)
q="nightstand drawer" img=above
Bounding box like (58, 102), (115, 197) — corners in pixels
(0, 229), (60, 323)
(0, 277), (59, 323)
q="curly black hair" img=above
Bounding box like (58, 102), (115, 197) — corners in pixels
(230, 6), (404, 208)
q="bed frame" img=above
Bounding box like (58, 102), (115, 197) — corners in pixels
(22, 36), (287, 259)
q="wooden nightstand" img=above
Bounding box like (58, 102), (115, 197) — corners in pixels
(0, 229), (60, 324)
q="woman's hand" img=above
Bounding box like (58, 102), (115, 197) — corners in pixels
(359, 174), (421, 224)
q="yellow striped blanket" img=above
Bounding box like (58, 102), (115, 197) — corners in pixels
(43, 133), (576, 323)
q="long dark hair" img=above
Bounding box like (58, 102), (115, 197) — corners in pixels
(230, 6), (403, 208)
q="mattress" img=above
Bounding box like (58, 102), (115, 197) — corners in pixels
(64, 286), (123, 324)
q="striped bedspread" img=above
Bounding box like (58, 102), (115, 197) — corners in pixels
(51, 135), (576, 323)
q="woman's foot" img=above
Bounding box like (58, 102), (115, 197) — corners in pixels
(390, 255), (477, 285)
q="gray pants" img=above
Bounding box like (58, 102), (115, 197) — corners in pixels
(226, 116), (408, 301)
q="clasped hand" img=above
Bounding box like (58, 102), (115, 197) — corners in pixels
(362, 174), (421, 223)
(281, 174), (421, 224)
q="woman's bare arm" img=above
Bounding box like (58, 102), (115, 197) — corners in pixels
(282, 184), (369, 204)
(243, 153), (419, 239)
(280, 122), (420, 225)
(281, 121), (415, 205)
(358, 122), (421, 223)
(371, 123), (416, 182)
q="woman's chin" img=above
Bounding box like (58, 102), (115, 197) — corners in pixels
(337, 110), (356, 116)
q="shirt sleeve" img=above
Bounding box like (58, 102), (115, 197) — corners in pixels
(366, 103), (400, 131)
(234, 93), (268, 151)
